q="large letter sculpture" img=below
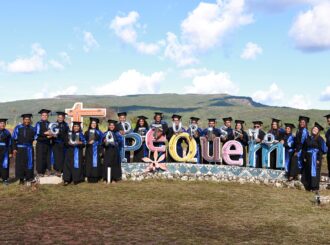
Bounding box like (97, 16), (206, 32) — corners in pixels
(261, 134), (285, 168)
(200, 137), (221, 163)
(145, 128), (167, 153)
(168, 132), (197, 162)
(121, 133), (142, 163)
(222, 140), (244, 166)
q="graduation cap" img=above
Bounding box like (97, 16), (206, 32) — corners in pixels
(38, 109), (51, 114)
(253, 121), (263, 125)
(324, 114), (330, 119)
(222, 117), (233, 122)
(154, 112), (163, 116)
(72, 121), (81, 126)
(137, 115), (148, 120)
(284, 123), (296, 129)
(21, 113), (33, 119)
(89, 117), (100, 124)
(235, 120), (245, 125)
(0, 119), (8, 123)
(208, 118), (217, 123)
(190, 117), (200, 122)
(272, 118), (281, 123)
(172, 114), (182, 120)
(298, 116), (310, 123)
(314, 122), (324, 131)
(56, 111), (67, 116)
(117, 112), (127, 117)
(107, 119), (118, 124)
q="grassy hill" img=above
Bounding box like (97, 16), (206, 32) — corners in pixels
(0, 93), (328, 130)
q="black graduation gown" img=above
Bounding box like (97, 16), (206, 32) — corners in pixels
(255, 130), (266, 168)
(12, 124), (36, 181)
(301, 136), (327, 191)
(63, 132), (86, 184)
(268, 129), (285, 169)
(52, 121), (69, 172)
(221, 127), (235, 165)
(35, 120), (52, 174)
(290, 128), (309, 177)
(84, 129), (103, 183)
(232, 130), (249, 167)
(133, 127), (149, 162)
(283, 133), (295, 176)
(0, 129), (12, 181)
(325, 128), (330, 177)
(103, 131), (123, 182)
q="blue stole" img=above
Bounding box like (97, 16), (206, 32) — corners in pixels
(0, 142), (9, 168)
(307, 148), (319, 177)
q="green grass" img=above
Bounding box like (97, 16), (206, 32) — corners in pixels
(1, 180), (330, 244)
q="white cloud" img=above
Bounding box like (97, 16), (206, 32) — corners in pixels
(252, 83), (284, 105)
(289, 1), (330, 51)
(240, 42), (263, 60)
(34, 85), (78, 99)
(320, 86), (330, 101)
(181, 68), (210, 78)
(83, 31), (99, 52)
(110, 11), (139, 44)
(164, 0), (253, 66)
(110, 11), (161, 55)
(181, 0), (254, 50)
(6, 43), (47, 73)
(164, 32), (197, 66)
(288, 94), (311, 109)
(93, 69), (165, 95)
(184, 70), (239, 94)
(49, 60), (64, 70)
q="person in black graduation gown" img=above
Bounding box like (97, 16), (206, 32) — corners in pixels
(221, 117), (235, 165)
(221, 117), (235, 144)
(133, 116), (149, 162)
(268, 118), (285, 169)
(232, 120), (249, 166)
(290, 116), (309, 179)
(283, 123), (296, 180)
(301, 122), (328, 191)
(186, 117), (203, 164)
(52, 112), (69, 175)
(0, 119), (12, 184)
(152, 112), (168, 134)
(252, 121), (266, 168)
(202, 119), (221, 164)
(102, 120), (123, 183)
(12, 114), (36, 184)
(63, 122), (86, 185)
(166, 114), (187, 162)
(35, 109), (52, 176)
(116, 112), (131, 162)
(84, 117), (103, 183)
(324, 114), (330, 180)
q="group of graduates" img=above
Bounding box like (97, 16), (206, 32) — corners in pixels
(0, 110), (123, 185)
(0, 109), (329, 191)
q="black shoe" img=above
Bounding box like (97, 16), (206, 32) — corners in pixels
(63, 182), (69, 186)
(19, 179), (24, 185)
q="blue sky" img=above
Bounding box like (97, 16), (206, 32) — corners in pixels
(0, 0), (329, 110)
